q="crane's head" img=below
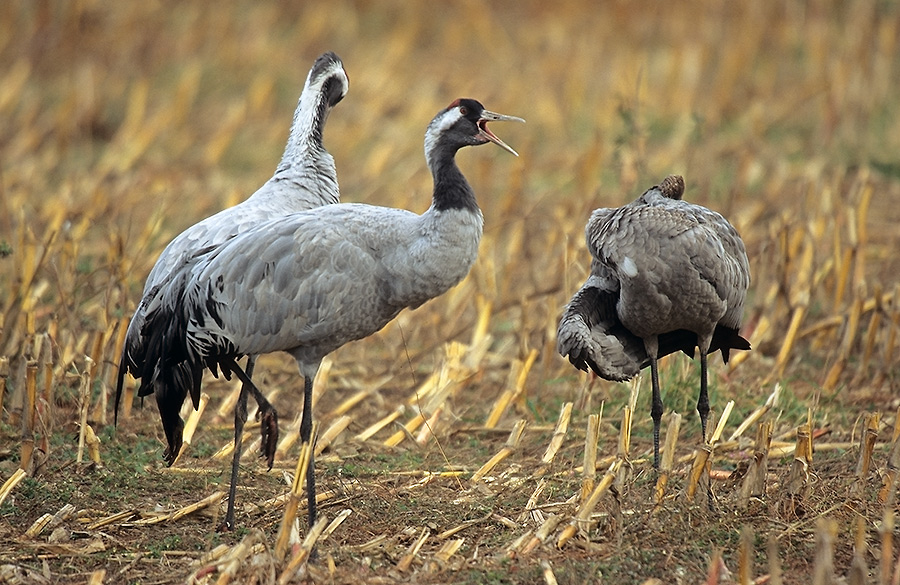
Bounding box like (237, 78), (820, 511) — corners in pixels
(281, 52), (350, 163)
(658, 175), (685, 200)
(425, 98), (524, 163)
(306, 51), (349, 110)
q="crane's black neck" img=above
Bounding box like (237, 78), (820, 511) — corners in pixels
(429, 145), (479, 213)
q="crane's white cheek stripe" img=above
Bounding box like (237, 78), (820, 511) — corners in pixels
(622, 256), (638, 278)
(424, 109), (464, 157)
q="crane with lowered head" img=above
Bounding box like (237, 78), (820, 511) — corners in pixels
(557, 175), (750, 467)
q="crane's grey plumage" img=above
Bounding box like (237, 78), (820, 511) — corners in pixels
(137, 98), (523, 530)
(557, 175), (750, 466)
(115, 52), (349, 467)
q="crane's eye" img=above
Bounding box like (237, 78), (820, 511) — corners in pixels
(459, 105), (468, 116)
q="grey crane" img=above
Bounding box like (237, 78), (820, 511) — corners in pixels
(135, 98), (523, 530)
(116, 52), (350, 467)
(557, 175), (750, 467)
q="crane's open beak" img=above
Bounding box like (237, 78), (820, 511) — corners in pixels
(477, 110), (525, 156)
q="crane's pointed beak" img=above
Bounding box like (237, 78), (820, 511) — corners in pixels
(477, 110), (525, 157)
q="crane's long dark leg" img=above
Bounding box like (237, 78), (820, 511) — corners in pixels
(649, 355), (663, 469)
(299, 375), (316, 530)
(645, 336), (663, 469)
(223, 379), (250, 530)
(697, 350), (710, 445)
(243, 354), (256, 380)
(697, 347), (715, 510)
(220, 358), (279, 530)
(238, 355), (279, 467)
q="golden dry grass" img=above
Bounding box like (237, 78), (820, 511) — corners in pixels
(1, 1), (900, 584)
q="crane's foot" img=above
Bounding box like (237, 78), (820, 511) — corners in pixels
(217, 518), (235, 532)
(217, 498), (238, 532)
(258, 407), (279, 469)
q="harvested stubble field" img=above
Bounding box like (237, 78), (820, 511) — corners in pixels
(1, 1), (900, 584)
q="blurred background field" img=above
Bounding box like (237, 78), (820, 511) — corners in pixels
(1, 1), (899, 583)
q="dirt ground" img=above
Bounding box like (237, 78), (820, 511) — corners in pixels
(1, 358), (898, 584)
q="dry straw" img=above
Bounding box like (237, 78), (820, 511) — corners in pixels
(557, 404), (633, 548)
(686, 401), (733, 503)
(738, 421), (772, 509)
(580, 410), (602, 503)
(274, 421), (317, 562)
(533, 401), (572, 478)
(171, 392), (209, 466)
(470, 419), (527, 482)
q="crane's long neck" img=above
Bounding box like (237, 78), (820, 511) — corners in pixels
(276, 88), (329, 175)
(429, 146), (479, 214)
(263, 87), (339, 207)
(389, 144), (482, 310)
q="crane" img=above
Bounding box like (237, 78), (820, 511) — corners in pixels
(135, 98), (523, 530)
(116, 52), (350, 467)
(557, 175), (750, 467)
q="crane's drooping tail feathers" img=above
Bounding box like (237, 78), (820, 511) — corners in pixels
(138, 279), (206, 465)
(114, 259), (206, 431)
(114, 347), (127, 427)
(654, 326), (751, 364)
(709, 325), (752, 361)
(136, 265), (247, 465)
(115, 284), (160, 426)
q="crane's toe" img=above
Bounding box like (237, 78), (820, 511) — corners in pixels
(162, 418), (184, 467)
(163, 441), (180, 467)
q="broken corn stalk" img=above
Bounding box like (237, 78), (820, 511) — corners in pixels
(471, 420), (527, 482)
(274, 421), (317, 562)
